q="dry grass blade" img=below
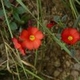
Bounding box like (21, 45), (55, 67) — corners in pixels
(21, 60), (36, 70)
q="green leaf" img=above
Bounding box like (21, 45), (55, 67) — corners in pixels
(13, 12), (21, 21)
(10, 22), (18, 30)
(62, 23), (66, 28)
(3, 0), (11, 8)
(13, 7), (21, 22)
(61, 15), (68, 22)
(53, 16), (60, 23)
(21, 14), (31, 23)
(17, 6), (26, 14)
(0, 9), (4, 17)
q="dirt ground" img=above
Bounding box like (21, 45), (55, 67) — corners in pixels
(0, 0), (80, 80)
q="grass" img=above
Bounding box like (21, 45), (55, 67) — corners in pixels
(0, 0), (80, 80)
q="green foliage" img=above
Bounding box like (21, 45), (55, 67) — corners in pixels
(0, 9), (4, 17)
(10, 22), (18, 30)
(16, 6), (26, 14)
(12, 6), (26, 23)
(53, 16), (60, 23)
(53, 15), (67, 28)
(3, 0), (11, 8)
(12, 7), (21, 22)
(61, 15), (68, 22)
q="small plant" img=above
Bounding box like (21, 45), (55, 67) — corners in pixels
(0, 0), (80, 80)
(12, 27), (44, 55)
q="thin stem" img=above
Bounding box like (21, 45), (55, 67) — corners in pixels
(36, 0), (40, 28)
(75, 0), (80, 5)
(69, 0), (79, 18)
(34, 50), (38, 67)
(25, 68), (43, 80)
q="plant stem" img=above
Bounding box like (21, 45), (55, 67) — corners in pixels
(69, 0), (79, 18)
(34, 50), (38, 67)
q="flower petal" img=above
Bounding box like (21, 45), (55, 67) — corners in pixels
(61, 28), (79, 45)
(33, 39), (41, 49)
(19, 47), (25, 55)
(27, 27), (38, 34)
(20, 30), (28, 40)
(47, 23), (53, 28)
(21, 40), (34, 50)
(35, 31), (44, 39)
(12, 38), (21, 49)
(47, 21), (56, 28)
(12, 38), (26, 55)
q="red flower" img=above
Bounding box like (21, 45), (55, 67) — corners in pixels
(12, 38), (25, 55)
(61, 28), (80, 45)
(20, 27), (44, 50)
(47, 21), (56, 28)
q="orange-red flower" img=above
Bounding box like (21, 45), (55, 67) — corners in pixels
(20, 27), (44, 50)
(61, 28), (80, 45)
(47, 21), (56, 28)
(12, 38), (25, 55)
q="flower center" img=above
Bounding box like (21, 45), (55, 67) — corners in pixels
(29, 35), (35, 41)
(68, 36), (73, 41)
